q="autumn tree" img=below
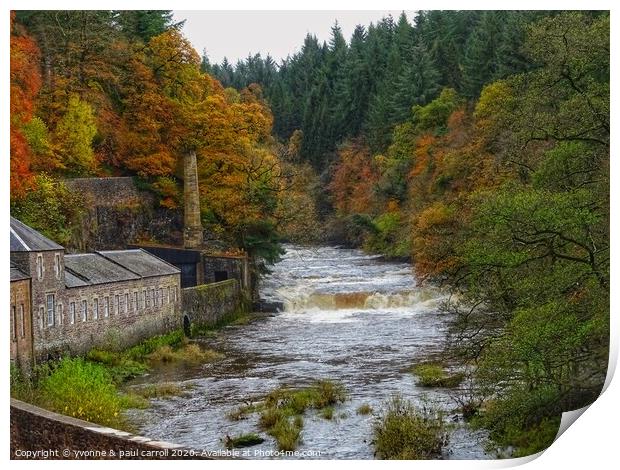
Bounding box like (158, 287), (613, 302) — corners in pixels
(10, 13), (41, 197)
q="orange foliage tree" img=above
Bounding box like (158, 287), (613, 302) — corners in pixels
(329, 139), (379, 216)
(10, 13), (41, 197)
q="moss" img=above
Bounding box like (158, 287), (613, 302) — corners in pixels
(373, 395), (448, 460)
(190, 305), (252, 337)
(224, 433), (265, 449)
(413, 364), (465, 388)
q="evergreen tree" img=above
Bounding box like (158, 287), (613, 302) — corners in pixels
(462, 11), (503, 98)
(114, 10), (180, 43)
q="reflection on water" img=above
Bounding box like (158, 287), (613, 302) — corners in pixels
(125, 245), (489, 459)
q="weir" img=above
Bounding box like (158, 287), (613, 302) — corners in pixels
(125, 245), (489, 460)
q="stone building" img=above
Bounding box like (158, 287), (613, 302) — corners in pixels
(10, 217), (182, 364)
(10, 263), (33, 371)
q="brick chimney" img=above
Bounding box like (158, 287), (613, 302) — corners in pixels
(183, 150), (203, 248)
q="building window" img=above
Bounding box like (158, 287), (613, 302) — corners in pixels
(105, 297), (110, 317)
(167, 286), (171, 304)
(174, 287), (178, 303)
(94, 298), (99, 320)
(115, 295), (120, 314)
(54, 253), (62, 279)
(125, 293), (129, 313)
(70, 302), (76, 324)
(36, 254), (43, 279)
(134, 292), (138, 311)
(159, 288), (163, 306)
(152, 288), (156, 307)
(58, 303), (63, 325)
(46, 294), (55, 326)
(145, 289), (150, 308)
(81, 300), (87, 322)
(19, 304), (25, 338)
(12, 306), (17, 340)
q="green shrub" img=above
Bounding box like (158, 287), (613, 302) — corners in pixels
(413, 364), (465, 388)
(10, 363), (33, 401)
(472, 385), (562, 457)
(37, 357), (125, 428)
(373, 395), (448, 460)
(10, 174), (84, 246)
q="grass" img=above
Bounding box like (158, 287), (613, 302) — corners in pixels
(249, 380), (348, 451)
(88, 330), (224, 371)
(146, 343), (224, 364)
(270, 417), (303, 451)
(224, 433), (265, 449)
(10, 329), (226, 431)
(28, 358), (126, 428)
(413, 364), (465, 388)
(356, 403), (373, 415)
(320, 406), (334, 420)
(263, 380), (348, 413)
(130, 382), (191, 399)
(227, 402), (262, 421)
(373, 395), (449, 460)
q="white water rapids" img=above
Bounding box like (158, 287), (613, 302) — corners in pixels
(125, 245), (490, 459)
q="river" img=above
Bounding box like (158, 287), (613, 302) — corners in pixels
(125, 245), (490, 459)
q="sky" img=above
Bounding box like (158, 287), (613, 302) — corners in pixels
(173, 10), (417, 65)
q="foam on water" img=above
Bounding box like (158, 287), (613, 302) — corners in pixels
(125, 245), (489, 460)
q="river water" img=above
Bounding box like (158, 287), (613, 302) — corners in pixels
(125, 245), (489, 459)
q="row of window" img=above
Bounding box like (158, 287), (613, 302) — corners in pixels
(42, 285), (179, 328)
(10, 304), (26, 341)
(35, 253), (62, 281)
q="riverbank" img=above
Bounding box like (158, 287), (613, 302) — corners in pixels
(123, 245), (490, 459)
(10, 308), (257, 432)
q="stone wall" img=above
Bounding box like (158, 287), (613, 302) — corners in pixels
(10, 399), (211, 460)
(10, 279), (34, 372)
(64, 177), (182, 252)
(35, 273), (181, 360)
(181, 279), (246, 331)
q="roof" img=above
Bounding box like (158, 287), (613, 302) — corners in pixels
(64, 269), (90, 288)
(98, 249), (180, 278)
(10, 263), (30, 282)
(64, 253), (140, 286)
(63, 249), (179, 288)
(10, 217), (64, 252)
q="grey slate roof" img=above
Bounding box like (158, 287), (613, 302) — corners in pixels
(64, 253), (140, 286)
(10, 217), (64, 252)
(10, 262), (30, 282)
(64, 269), (90, 288)
(98, 249), (180, 278)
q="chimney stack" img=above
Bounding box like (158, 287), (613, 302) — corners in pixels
(183, 150), (203, 249)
